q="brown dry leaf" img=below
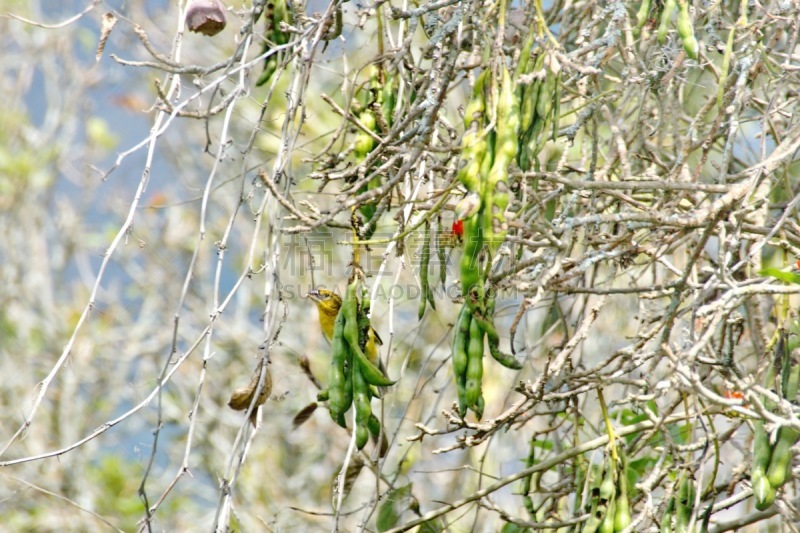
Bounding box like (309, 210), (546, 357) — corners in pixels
(332, 455), (365, 507)
(96, 12), (117, 62)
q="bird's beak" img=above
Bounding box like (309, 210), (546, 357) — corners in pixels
(306, 290), (320, 301)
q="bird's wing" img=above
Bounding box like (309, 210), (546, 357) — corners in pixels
(370, 327), (383, 346)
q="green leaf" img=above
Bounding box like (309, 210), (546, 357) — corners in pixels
(760, 268), (800, 285)
(377, 484), (412, 532)
(530, 439), (554, 451)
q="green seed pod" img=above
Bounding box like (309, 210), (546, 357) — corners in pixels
(353, 363), (372, 450)
(752, 420), (773, 487)
(717, 27), (735, 107)
(535, 71), (555, 128)
(465, 316), (484, 414)
(520, 51), (546, 132)
(354, 110), (377, 159)
(474, 393), (485, 420)
(676, 0), (698, 59)
(766, 427), (799, 488)
(599, 463), (615, 502)
(344, 281), (395, 387)
(367, 413), (381, 438)
(474, 309), (522, 370)
(380, 72), (398, 128)
(256, 53), (279, 87)
(636, 0), (652, 32)
(660, 496), (675, 533)
(484, 66), (519, 253)
(675, 472), (695, 533)
(514, 32), (535, 81)
(460, 212), (483, 303)
(355, 424), (370, 450)
(272, 0), (291, 45)
(657, 0), (676, 44)
(614, 476), (632, 531)
(464, 70), (488, 129)
(752, 470), (776, 510)
(457, 72), (489, 191)
(598, 496), (616, 533)
(452, 305), (471, 416)
(329, 309), (352, 428)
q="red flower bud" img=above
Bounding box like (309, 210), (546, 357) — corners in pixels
(452, 219), (464, 238)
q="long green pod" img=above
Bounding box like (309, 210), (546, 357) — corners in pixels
(767, 342), (800, 487)
(465, 316), (485, 414)
(329, 309), (352, 427)
(256, 52), (278, 87)
(418, 221), (434, 319)
(753, 469), (777, 510)
(717, 27), (735, 108)
(614, 454), (632, 531)
(474, 308), (522, 370)
(660, 496), (675, 533)
(514, 31), (535, 81)
(535, 67), (555, 130)
(344, 281), (395, 387)
(657, 0), (676, 44)
(354, 109), (377, 159)
(452, 304), (471, 416)
(765, 428), (797, 488)
(595, 461), (616, 533)
(272, 0), (290, 46)
(752, 420), (774, 508)
(676, 0), (698, 59)
(353, 363), (372, 450)
(598, 498), (616, 533)
(675, 472), (695, 533)
(380, 72), (397, 128)
(457, 71), (488, 193)
(460, 212), (484, 304)
(484, 66), (519, 253)
(520, 50), (546, 136)
(635, 0), (652, 31)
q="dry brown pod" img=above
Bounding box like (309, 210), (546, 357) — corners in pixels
(185, 0), (227, 37)
(228, 363), (271, 426)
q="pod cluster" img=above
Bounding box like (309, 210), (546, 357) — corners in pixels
(452, 62), (549, 418)
(582, 452), (633, 533)
(456, 66), (517, 301)
(659, 469), (696, 533)
(351, 67), (398, 237)
(636, 0), (699, 59)
(516, 37), (561, 173)
(255, 0), (293, 86)
(322, 280), (394, 450)
(751, 331), (800, 510)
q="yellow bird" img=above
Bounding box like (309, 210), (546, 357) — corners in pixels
(307, 288), (383, 365)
